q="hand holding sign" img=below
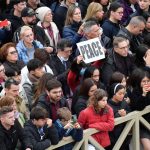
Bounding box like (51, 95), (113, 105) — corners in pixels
(0, 19), (9, 28)
(77, 38), (105, 64)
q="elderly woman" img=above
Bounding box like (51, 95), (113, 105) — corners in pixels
(0, 42), (25, 74)
(16, 25), (43, 64)
(36, 6), (60, 52)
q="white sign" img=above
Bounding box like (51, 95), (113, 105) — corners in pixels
(77, 38), (105, 63)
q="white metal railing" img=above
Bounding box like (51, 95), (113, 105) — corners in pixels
(46, 105), (150, 150)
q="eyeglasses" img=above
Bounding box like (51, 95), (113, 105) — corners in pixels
(9, 51), (18, 55)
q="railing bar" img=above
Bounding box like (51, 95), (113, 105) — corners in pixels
(139, 117), (150, 131)
(72, 139), (84, 150)
(113, 119), (135, 150)
(132, 117), (140, 150)
(88, 136), (105, 150)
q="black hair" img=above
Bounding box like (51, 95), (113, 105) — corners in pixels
(128, 68), (150, 90)
(4, 78), (19, 89)
(107, 2), (123, 18)
(30, 106), (48, 120)
(27, 58), (44, 72)
(109, 83), (125, 98)
(135, 44), (149, 67)
(46, 79), (62, 91)
(83, 66), (99, 80)
(79, 78), (96, 97)
(5, 68), (21, 78)
(57, 39), (72, 51)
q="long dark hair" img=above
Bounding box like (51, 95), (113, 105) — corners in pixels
(79, 78), (96, 97)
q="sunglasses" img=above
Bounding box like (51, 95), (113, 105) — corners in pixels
(9, 51), (18, 55)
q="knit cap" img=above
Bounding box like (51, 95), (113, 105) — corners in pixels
(36, 6), (51, 22)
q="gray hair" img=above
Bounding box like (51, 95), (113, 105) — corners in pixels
(129, 16), (146, 26)
(83, 20), (98, 34)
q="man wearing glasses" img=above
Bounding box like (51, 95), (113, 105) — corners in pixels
(101, 36), (136, 86)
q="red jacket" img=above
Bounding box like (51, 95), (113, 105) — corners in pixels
(78, 105), (114, 147)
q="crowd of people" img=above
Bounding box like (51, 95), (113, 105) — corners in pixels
(0, 0), (150, 150)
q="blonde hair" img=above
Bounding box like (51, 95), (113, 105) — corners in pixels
(20, 25), (32, 36)
(84, 2), (103, 21)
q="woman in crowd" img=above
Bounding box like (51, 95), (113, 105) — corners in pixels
(135, 44), (150, 68)
(107, 83), (131, 150)
(83, 2), (104, 25)
(128, 68), (150, 149)
(36, 6), (60, 52)
(0, 42), (25, 74)
(73, 78), (97, 116)
(102, 2), (124, 43)
(78, 88), (114, 149)
(16, 26), (43, 64)
(63, 5), (83, 57)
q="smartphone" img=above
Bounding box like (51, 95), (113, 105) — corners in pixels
(71, 115), (77, 125)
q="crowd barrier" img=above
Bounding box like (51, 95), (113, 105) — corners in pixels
(46, 105), (150, 150)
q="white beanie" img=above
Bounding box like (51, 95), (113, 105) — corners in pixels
(36, 6), (51, 22)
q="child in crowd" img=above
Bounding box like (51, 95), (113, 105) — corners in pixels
(107, 83), (131, 150)
(55, 107), (83, 150)
(78, 89), (114, 149)
(24, 106), (59, 150)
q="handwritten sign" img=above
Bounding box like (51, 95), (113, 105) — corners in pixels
(77, 38), (105, 63)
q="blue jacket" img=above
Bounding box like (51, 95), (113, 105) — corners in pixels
(54, 119), (83, 150)
(16, 40), (43, 64)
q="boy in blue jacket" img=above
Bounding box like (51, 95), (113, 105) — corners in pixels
(55, 107), (83, 150)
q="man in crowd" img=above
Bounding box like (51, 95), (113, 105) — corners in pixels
(101, 36), (136, 86)
(0, 106), (32, 150)
(23, 58), (45, 109)
(117, 16), (146, 53)
(48, 39), (72, 98)
(7, 0), (27, 35)
(13, 7), (50, 46)
(37, 79), (69, 121)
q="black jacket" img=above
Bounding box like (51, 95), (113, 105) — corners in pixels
(101, 50), (136, 86)
(117, 26), (143, 54)
(37, 93), (69, 121)
(0, 119), (32, 150)
(13, 24), (50, 46)
(24, 120), (59, 150)
(108, 99), (131, 146)
(47, 54), (71, 97)
(129, 89), (150, 123)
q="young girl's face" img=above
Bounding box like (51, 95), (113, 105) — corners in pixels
(121, 77), (126, 87)
(113, 88), (125, 102)
(140, 76), (150, 88)
(98, 96), (108, 108)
